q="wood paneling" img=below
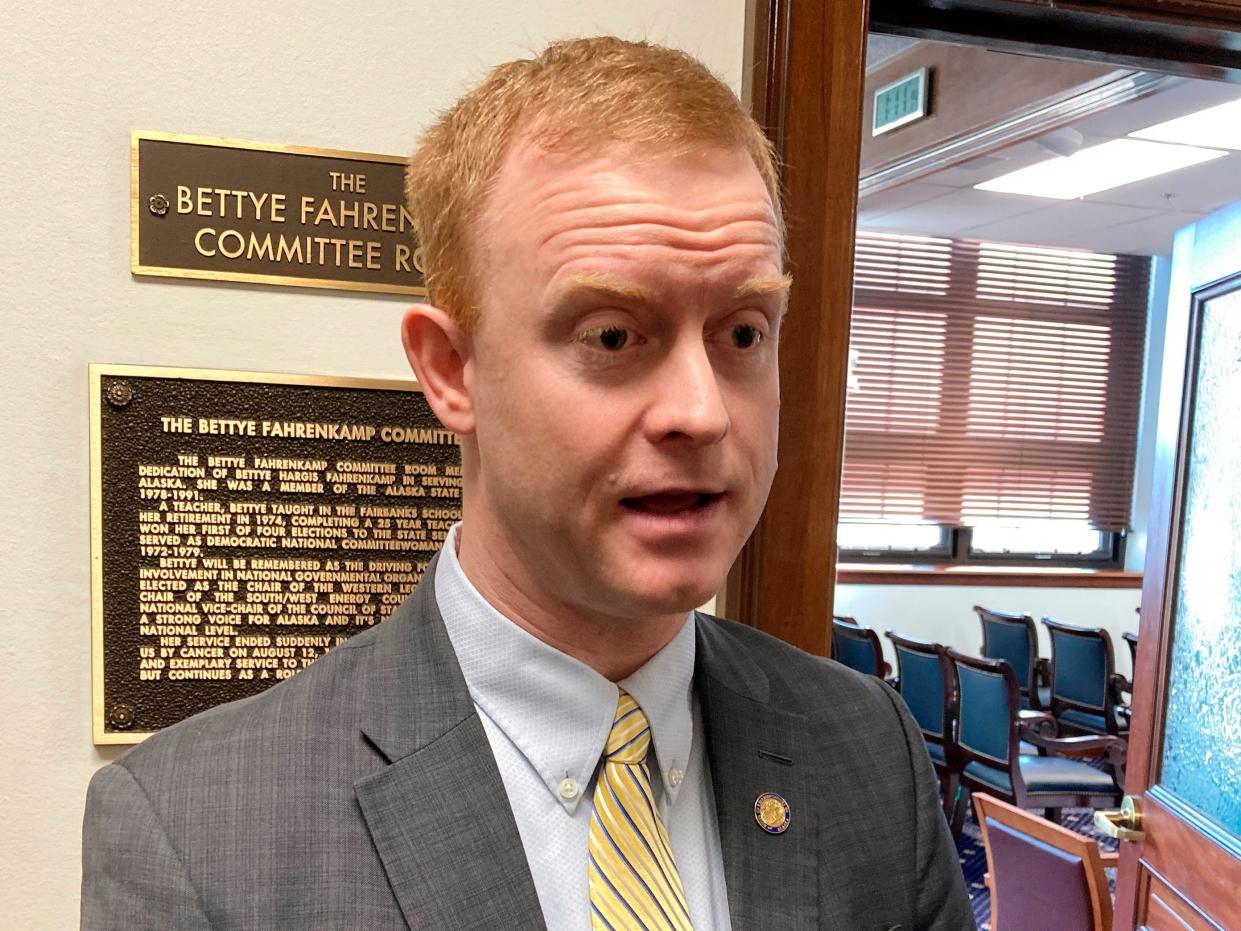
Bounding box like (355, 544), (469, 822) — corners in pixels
(1132, 796), (1236, 930)
(1146, 882), (1212, 930)
(836, 566), (1142, 588)
(871, 0), (1241, 81)
(976, 0), (1241, 19)
(861, 44), (1117, 177)
(726, 0), (869, 654)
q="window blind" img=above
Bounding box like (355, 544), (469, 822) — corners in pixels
(842, 232), (1149, 532)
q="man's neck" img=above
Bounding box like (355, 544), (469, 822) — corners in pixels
(453, 525), (689, 682)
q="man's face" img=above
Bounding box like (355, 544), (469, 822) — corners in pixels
(462, 139), (785, 621)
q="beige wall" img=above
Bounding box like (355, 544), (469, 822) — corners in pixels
(0, 4), (744, 926)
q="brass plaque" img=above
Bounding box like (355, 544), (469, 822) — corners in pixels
(131, 131), (426, 296)
(90, 364), (460, 744)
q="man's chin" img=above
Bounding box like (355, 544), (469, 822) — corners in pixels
(604, 570), (724, 619)
(568, 534), (739, 618)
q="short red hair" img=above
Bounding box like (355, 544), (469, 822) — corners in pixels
(406, 36), (782, 328)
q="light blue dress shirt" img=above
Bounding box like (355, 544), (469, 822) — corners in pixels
(435, 524), (732, 930)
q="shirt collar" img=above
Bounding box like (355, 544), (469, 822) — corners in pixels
(434, 523), (696, 811)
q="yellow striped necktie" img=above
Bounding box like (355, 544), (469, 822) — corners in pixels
(588, 689), (694, 931)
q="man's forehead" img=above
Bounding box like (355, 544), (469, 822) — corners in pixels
(467, 134), (784, 322)
(486, 134), (774, 218)
(473, 140), (778, 275)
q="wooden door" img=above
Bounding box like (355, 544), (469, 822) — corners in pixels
(1113, 201), (1241, 929)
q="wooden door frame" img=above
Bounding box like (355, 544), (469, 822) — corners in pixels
(730, 0), (1241, 653)
(723, 0), (869, 654)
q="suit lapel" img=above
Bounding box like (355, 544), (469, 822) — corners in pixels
(354, 560), (545, 930)
(696, 615), (820, 930)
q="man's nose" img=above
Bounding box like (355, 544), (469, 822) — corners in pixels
(644, 339), (730, 446)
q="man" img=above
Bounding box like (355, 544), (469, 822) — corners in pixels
(83, 37), (973, 930)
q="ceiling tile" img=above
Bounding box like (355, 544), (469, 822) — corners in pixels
(857, 74), (1241, 256)
(957, 201), (1158, 244)
(860, 187), (1045, 236)
(1082, 153), (1241, 213)
(1074, 79), (1241, 141)
(857, 183), (956, 223)
(1066, 211), (1203, 256)
(928, 154), (1021, 189)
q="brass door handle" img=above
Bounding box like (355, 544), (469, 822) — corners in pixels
(1094, 796), (1145, 842)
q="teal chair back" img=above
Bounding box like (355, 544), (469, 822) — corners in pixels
(1042, 617), (1121, 736)
(949, 650), (1018, 770)
(831, 617), (885, 678)
(891, 632), (959, 827)
(975, 605), (1041, 708)
(886, 631), (950, 740)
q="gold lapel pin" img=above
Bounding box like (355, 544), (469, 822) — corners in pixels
(754, 792), (791, 834)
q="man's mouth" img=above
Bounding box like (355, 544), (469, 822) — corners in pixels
(620, 491), (724, 515)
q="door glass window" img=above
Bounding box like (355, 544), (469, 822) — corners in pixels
(1160, 288), (1241, 838)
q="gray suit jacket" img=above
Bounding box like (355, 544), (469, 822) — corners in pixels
(82, 563), (974, 929)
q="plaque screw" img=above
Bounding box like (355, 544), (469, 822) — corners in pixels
(105, 381), (133, 408)
(108, 703), (135, 729)
(148, 193), (169, 216)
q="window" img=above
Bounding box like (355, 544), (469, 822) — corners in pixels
(840, 233), (1148, 567)
(836, 521), (952, 558)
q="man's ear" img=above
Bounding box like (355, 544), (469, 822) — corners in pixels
(400, 304), (475, 435)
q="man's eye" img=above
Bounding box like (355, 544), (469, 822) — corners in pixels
(730, 324), (763, 349)
(580, 325), (632, 351)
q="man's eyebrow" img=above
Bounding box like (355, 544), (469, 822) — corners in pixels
(735, 274), (794, 300)
(557, 272), (793, 305)
(560, 272), (650, 302)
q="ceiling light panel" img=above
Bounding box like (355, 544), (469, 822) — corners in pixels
(975, 139), (1226, 200)
(1130, 98), (1241, 151)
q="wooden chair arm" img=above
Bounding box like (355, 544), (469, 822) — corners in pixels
(1020, 730), (1127, 788)
(1018, 728), (1125, 760)
(1099, 850), (1120, 868)
(1017, 710), (1055, 724)
(1017, 710), (1058, 740)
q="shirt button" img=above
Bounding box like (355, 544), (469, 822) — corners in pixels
(669, 767), (684, 788)
(559, 777), (580, 800)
